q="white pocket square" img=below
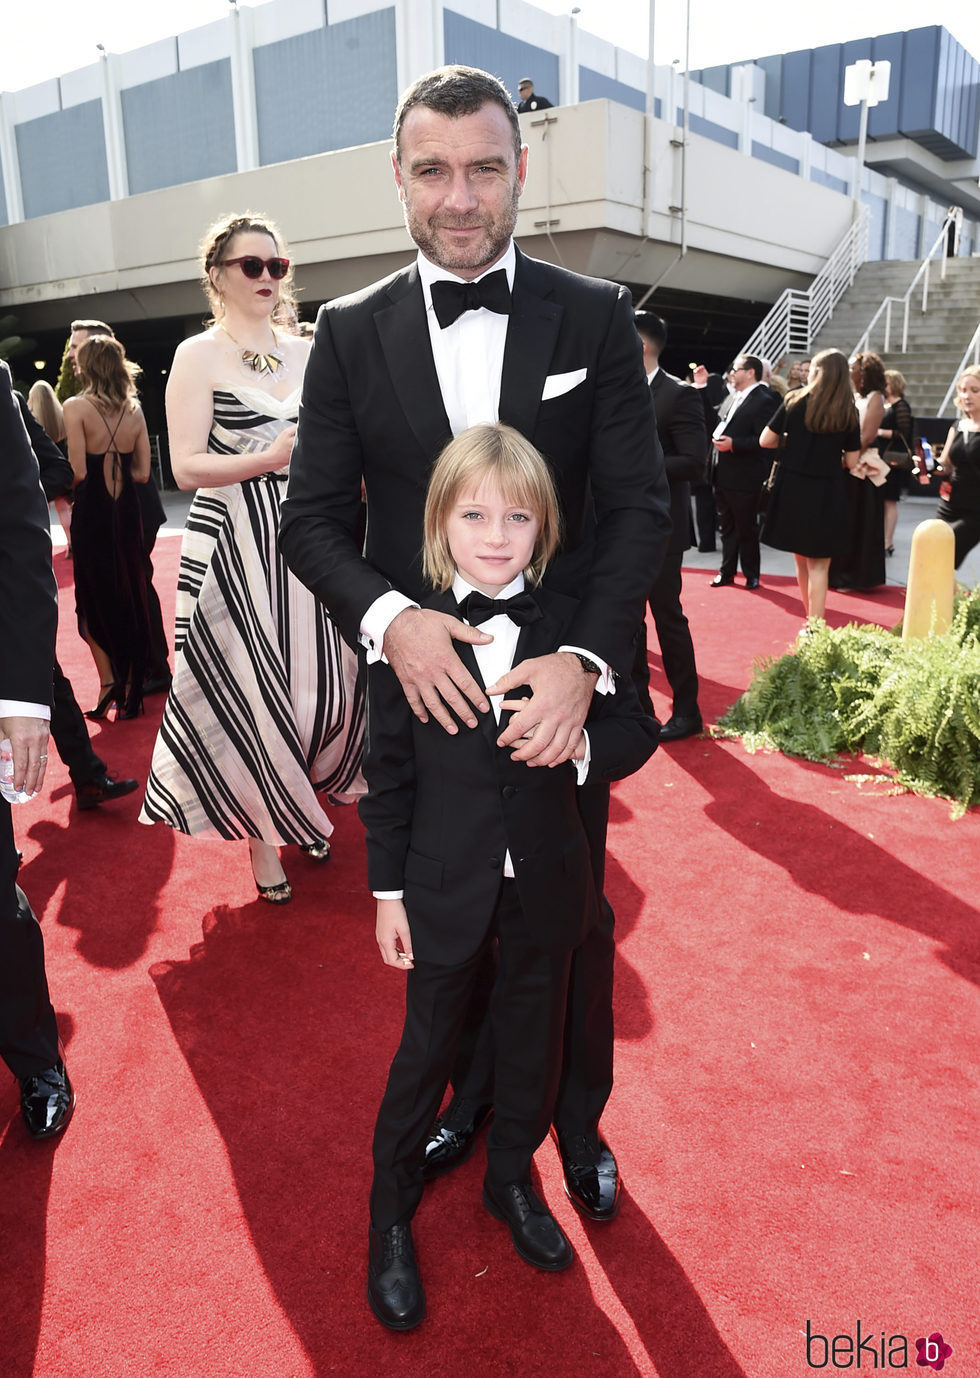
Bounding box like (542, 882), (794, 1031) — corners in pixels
(541, 368), (587, 401)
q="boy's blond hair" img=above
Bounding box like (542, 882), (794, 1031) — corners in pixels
(422, 423), (562, 592)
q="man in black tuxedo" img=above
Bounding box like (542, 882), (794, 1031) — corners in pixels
(281, 65), (669, 1241)
(0, 362), (75, 1139)
(630, 312), (706, 741)
(710, 354), (779, 590)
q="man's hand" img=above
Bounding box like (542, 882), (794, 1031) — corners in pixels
(376, 898), (414, 969)
(383, 607), (492, 732)
(713, 434), (733, 452)
(0, 715), (49, 797)
(487, 652), (597, 766)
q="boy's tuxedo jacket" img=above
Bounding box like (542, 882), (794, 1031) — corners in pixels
(280, 247), (671, 682)
(359, 586), (659, 966)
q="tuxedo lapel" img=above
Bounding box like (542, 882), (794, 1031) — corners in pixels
(499, 251), (563, 439)
(374, 265), (453, 460)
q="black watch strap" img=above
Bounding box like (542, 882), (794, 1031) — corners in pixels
(573, 653), (602, 677)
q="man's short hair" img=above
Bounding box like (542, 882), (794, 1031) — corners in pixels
(71, 319), (115, 338)
(736, 355), (763, 381)
(518, 78), (533, 89)
(393, 65), (522, 165)
(634, 311), (667, 353)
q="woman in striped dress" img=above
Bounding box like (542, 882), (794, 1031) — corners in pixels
(140, 213), (363, 903)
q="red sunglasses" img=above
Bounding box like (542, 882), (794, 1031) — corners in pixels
(221, 255), (290, 280)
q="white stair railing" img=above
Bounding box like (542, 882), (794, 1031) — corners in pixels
(937, 320), (980, 417)
(851, 207), (963, 356)
(739, 207), (869, 365)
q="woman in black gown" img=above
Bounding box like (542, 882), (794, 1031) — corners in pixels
(63, 335), (152, 721)
(937, 364), (980, 567)
(828, 352), (887, 591)
(760, 348), (862, 627)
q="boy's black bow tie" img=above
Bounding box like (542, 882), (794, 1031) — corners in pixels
(457, 590), (542, 626)
(430, 269), (511, 329)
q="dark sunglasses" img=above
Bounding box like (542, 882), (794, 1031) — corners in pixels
(221, 255), (290, 280)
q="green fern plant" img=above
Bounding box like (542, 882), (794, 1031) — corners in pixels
(716, 591), (980, 817)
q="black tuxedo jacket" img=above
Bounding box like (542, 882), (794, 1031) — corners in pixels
(650, 371), (706, 556)
(15, 393), (73, 501)
(712, 383), (780, 493)
(1, 364), (58, 709)
(281, 247), (671, 680)
(359, 586), (659, 965)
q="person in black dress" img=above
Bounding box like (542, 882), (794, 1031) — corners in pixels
(760, 348), (862, 627)
(937, 365), (980, 567)
(63, 335), (152, 721)
(878, 369), (914, 557)
(829, 352), (886, 591)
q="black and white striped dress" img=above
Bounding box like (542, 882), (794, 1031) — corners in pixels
(140, 385), (364, 844)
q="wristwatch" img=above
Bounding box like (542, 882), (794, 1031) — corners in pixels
(573, 653), (602, 677)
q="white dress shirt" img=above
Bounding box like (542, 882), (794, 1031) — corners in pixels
(0, 699), (50, 721)
(373, 570), (591, 898)
(359, 242), (613, 691)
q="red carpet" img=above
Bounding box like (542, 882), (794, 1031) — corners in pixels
(3, 542), (977, 1377)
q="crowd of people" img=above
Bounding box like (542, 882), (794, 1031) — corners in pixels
(4, 60), (979, 1339)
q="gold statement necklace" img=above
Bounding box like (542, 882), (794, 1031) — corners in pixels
(219, 322), (286, 377)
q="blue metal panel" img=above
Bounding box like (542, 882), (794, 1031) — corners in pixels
(443, 11), (558, 106)
(808, 45), (843, 143)
(686, 112), (737, 149)
(757, 55), (781, 121)
(898, 26), (940, 141)
(122, 60), (236, 195)
(778, 51), (810, 133)
(697, 66), (729, 98)
(867, 32), (903, 139)
(254, 8), (397, 164)
(809, 166), (848, 194)
(891, 205), (920, 259)
(861, 190), (887, 260)
(15, 100), (110, 219)
(750, 142), (799, 175)
(579, 67), (644, 112)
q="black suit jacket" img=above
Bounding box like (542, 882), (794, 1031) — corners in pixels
(15, 393), (73, 501)
(712, 383), (780, 493)
(1, 365), (58, 709)
(359, 586), (658, 964)
(650, 370), (706, 556)
(281, 247), (671, 680)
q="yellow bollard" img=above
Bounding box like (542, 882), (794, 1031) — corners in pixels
(903, 519), (955, 642)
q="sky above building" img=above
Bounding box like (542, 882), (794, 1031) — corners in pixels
(2, 0), (980, 94)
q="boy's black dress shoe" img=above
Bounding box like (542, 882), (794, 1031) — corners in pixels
(710, 574), (735, 587)
(20, 1057), (75, 1139)
(482, 1180), (572, 1271)
(659, 713), (703, 742)
(421, 1096), (493, 1180)
(744, 576), (761, 589)
(552, 1129), (621, 1221)
(74, 771), (139, 811)
(367, 1224), (425, 1330)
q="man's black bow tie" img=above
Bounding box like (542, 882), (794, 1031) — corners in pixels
(458, 590), (542, 626)
(430, 269), (511, 330)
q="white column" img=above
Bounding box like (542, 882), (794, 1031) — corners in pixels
(99, 52), (129, 200)
(0, 93), (24, 224)
(396, 0), (443, 99)
(229, 3), (259, 172)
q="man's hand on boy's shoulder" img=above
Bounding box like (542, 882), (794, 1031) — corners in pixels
(382, 606), (493, 733)
(489, 651), (597, 767)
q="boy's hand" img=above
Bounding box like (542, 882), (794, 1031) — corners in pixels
(489, 652), (595, 766)
(383, 607), (491, 732)
(376, 898), (414, 969)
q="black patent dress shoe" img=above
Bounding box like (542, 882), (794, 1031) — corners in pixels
(482, 1180), (573, 1271)
(421, 1097), (493, 1180)
(744, 576), (761, 590)
(659, 713), (704, 743)
(710, 574), (735, 587)
(552, 1129), (621, 1221)
(20, 1058), (75, 1139)
(367, 1223), (425, 1330)
(75, 772), (139, 811)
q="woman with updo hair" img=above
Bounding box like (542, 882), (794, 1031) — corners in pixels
(936, 364), (980, 567)
(63, 334), (152, 720)
(829, 351), (887, 591)
(140, 212), (364, 904)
